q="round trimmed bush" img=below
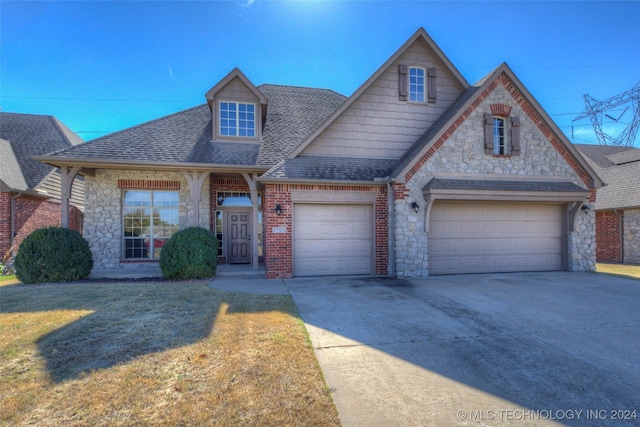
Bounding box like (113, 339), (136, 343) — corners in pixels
(159, 227), (219, 280)
(15, 227), (93, 284)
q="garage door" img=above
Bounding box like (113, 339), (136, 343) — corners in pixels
(294, 204), (373, 276)
(429, 202), (562, 275)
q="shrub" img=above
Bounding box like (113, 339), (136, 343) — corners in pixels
(160, 227), (219, 280)
(15, 227), (93, 284)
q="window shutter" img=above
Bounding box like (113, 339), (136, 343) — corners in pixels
(427, 67), (436, 103)
(398, 64), (408, 101)
(510, 116), (521, 155)
(484, 113), (494, 154)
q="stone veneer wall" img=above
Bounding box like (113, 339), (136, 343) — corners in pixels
(85, 170), (210, 269)
(394, 81), (596, 277)
(623, 209), (640, 264)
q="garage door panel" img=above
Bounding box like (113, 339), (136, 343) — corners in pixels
(294, 204), (373, 276)
(430, 202), (562, 275)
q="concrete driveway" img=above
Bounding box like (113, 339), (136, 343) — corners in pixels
(284, 272), (640, 426)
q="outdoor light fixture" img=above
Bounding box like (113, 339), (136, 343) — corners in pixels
(275, 204), (282, 215)
(581, 204), (590, 212)
(411, 201), (420, 213)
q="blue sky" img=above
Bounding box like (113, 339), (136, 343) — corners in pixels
(1, 1), (640, 145)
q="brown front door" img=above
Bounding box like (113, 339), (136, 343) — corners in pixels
(227, 211), (251, 264)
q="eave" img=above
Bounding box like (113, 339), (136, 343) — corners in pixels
(33, 156), (268, 176)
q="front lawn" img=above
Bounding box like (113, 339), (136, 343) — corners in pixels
(0, 281), (339, 426)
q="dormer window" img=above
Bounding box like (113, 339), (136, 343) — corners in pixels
(220, 101), (255, 137)
(409, 67), (425, 102)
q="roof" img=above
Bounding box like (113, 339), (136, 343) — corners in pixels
(423, 178), (588, 193)
(575, 144), (640, 210)
(39, 85), (346, 170)
(260, 156), (397, 183)
(0, 112), (83, 192)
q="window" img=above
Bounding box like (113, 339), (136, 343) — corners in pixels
(123, 190), (179, 259)
(220, 102), (255, 137)
(409, 67), (425, 102)
(484, 113), (521, 156)
(493, 117), (506, 155)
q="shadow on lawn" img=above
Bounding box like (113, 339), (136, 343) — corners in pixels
(0, 281), (291, 382)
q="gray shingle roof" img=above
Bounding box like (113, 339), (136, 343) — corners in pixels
(43, 85), (346, 169)
(262, 156), (397, 182)
(45, 104), (212, 164)
(257, 85), (346, 166)
(0, 112), (82, 191)
(575, 144), (640, 210)
(423, 178), (588, 193)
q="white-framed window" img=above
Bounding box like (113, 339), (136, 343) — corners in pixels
(493, 117), (507, 155)
(122, 190), (179, 259)
(219, 101), (255, 137)
(409, 67), (426, 102)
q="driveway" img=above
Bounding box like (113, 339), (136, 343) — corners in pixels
(285, 272), (640, 426)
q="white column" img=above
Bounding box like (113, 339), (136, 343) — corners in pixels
(183, 171), (209, 227)
(60, 166), (81, 229)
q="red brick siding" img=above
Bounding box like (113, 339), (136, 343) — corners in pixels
(596, 210), (622, 263)
(0, 193), (83, 256)
(263, 183), (388, 279)
(0, 193), (11, 256)
(117, 179), (180, 190)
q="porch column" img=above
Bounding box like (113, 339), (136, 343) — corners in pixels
(183, 171), (209, 227)
(241, 172), (259, 271)
(60, 166), (81, 229)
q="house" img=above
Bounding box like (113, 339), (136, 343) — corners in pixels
(0, 112), (85, 257)
(575, 144), (640, 264)
(36, 28), (602, 278)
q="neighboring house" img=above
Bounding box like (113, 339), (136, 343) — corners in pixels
(0, 112), (85, 256)
(575, 144), (640, 264)
(36, 28), (602, 278)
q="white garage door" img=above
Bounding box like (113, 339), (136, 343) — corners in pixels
(429, 202), (562, 275)
(294, 204), (373, 277)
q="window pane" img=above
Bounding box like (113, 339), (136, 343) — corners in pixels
(123, 191), (179, 260)
(409, 67), (425, 102)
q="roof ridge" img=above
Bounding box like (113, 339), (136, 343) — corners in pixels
(259, 83), (346, 97)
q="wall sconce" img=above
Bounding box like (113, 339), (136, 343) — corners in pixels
(275, 204), (282, 215)
(581, 204), (590, 212)
(411, 201), (420, 213)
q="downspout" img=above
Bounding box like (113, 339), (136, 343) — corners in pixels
(10, 192), (23, 246)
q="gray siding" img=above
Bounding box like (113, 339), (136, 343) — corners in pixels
(301, 40), (465, 159)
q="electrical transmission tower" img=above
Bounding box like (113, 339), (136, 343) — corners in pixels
(573, 82), (640, 146)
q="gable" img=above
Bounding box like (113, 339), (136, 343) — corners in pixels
(288, 28), (468, 161)
(299, 39), (466, 160)
(395, 65), (602, 190)
(216, 76), (260, 104)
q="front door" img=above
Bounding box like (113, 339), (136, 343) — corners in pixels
(227, 211), (251, 264)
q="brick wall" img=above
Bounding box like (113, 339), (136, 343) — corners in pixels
(263, 183), (388, 279)
(595, 210), (622, 263)
(0, 192), (83, 256)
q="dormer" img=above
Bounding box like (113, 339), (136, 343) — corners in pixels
(205, 68), (268, 142)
